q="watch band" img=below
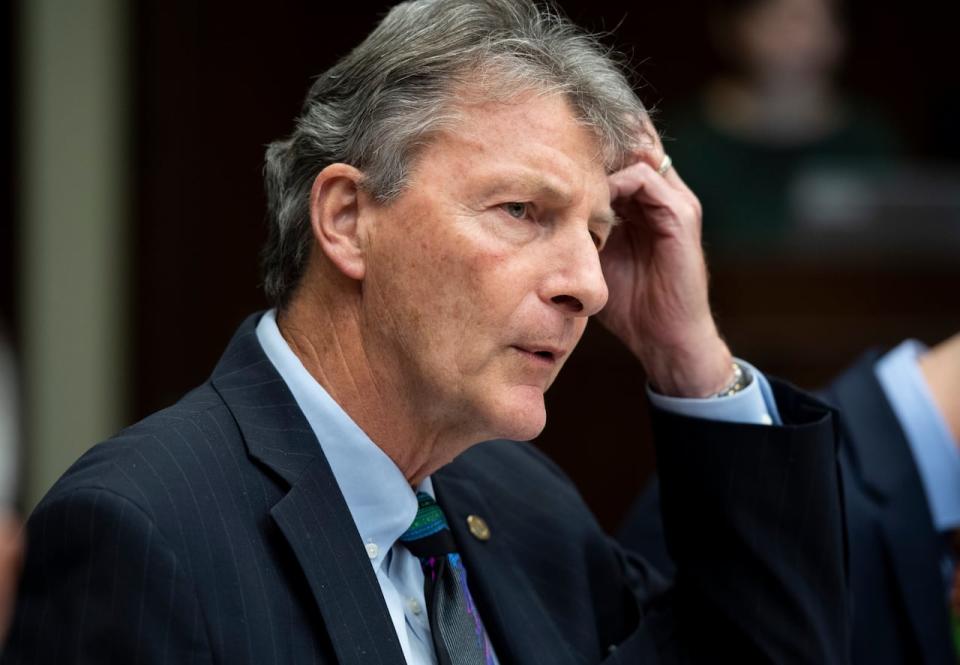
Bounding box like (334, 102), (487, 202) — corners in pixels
(713, 361), (753, 398)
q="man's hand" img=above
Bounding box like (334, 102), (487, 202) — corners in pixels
(598, 121), (733, 397)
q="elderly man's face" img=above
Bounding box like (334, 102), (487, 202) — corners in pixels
(362, 91), (613, 444)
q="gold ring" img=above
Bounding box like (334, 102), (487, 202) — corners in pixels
(657, 154), (673, 176)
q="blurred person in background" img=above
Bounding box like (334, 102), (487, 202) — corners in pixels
(665, 0), (900, 249)
(0, 324), (23, 645)
(621, 331), (960, 664)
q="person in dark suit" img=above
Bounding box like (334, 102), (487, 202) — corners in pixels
(620, 333), (960, 664)
(3, 1), (849, 663)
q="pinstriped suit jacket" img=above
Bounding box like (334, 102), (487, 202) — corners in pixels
(621, 352), (958, 665)
(1, 313), (850, 664)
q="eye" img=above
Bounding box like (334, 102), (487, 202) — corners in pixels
(591, 226), (612, 251)
(501, 202), (530, 219)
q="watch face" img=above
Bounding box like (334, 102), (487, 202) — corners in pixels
(719, 362), (752, 397)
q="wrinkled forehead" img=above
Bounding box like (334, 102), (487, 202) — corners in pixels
(449, 66), (643, 146)
(404, 91), (617, 224)
(431, 84), (618, 172)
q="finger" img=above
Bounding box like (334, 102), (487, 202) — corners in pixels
(613, 153), (702, 212)
(629, 118), (665, 171)
(617, 116), (701, 213)
(629, 139), (690, 196)
(628, 115), (692, 190)
(609, 162), (700, 235)
(660, 162), (700, 206)
(609, 160), (690, 211)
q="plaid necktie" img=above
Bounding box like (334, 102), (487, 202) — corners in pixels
(400, 492), (494, 665)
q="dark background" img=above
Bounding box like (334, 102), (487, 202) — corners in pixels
(7, 0), (960, 530)
(2, 2), (17, 342)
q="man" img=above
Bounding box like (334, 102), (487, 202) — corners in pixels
(2, 1), (848, 663)
(621, 332), (960, 664)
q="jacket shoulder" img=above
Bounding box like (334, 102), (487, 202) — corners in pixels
(37, 382), (240, 521)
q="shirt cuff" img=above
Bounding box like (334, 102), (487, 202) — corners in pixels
(646, 359), (782, 426)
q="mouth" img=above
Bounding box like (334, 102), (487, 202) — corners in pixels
(511, 345), (566, 365)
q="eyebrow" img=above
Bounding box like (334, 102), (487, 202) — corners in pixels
(478, 173), (620, 229)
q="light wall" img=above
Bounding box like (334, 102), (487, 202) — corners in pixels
(18, 0), (130, 509)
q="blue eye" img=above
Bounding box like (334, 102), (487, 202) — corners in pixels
(503, 202), (528, 219)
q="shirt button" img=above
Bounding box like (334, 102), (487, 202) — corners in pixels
(365, 542), (379, 559)
(407, 598), (422, 615)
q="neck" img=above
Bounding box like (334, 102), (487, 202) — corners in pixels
(919, 333), (960, 445)
(277, 284), (475, 486)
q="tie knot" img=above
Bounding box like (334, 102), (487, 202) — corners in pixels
(400, 492), (457, 558)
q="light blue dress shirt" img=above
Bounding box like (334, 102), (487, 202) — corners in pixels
(647, 359), (781, 425)
(256, 309), (779, 662)
(876, 339), (960, 532)
(257, 310), (497, 665)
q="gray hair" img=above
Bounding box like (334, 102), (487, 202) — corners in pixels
(262, 0), (647, 307)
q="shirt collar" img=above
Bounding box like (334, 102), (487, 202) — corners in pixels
(876, 339), (960, 532)
(255, 309), (426, 572)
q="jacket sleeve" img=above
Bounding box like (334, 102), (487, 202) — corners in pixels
(1, 486), (213, 665)
(638, 379), (850, 664)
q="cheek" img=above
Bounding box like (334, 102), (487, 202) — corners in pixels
(382, 228), (512, 350)
(571, 318), (589, 346)
(432, 246), (532, 381)
(547, 319), (588, 380)
(444, 249), (518, 360)
(370, 202), (538, 374)
(416, 224), (517, 317)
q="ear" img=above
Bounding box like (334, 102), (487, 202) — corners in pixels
(309, 163), (369, 281)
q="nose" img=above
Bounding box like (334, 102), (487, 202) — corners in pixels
(543, 229), (608, 318)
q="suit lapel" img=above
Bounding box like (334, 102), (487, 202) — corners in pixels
(827, 354), (954, 664)
(433, 465), (583, 665)
(270, 461), (406, 665)
(211, 313), (406, 665)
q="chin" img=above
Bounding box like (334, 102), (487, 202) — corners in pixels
(486, 385), (547, 442)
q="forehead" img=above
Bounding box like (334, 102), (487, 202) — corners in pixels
(414, 91), (611, 201)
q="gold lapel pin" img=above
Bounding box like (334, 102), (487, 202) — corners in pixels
(466, 514), (490, 541)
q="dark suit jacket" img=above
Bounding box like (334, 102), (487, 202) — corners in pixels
(620, 352), (956, 665)
(3, 313), (849, 664)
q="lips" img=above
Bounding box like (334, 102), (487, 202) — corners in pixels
(511, 344), (568, 364)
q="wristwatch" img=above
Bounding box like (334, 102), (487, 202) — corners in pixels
(713, 361), (753, 398)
